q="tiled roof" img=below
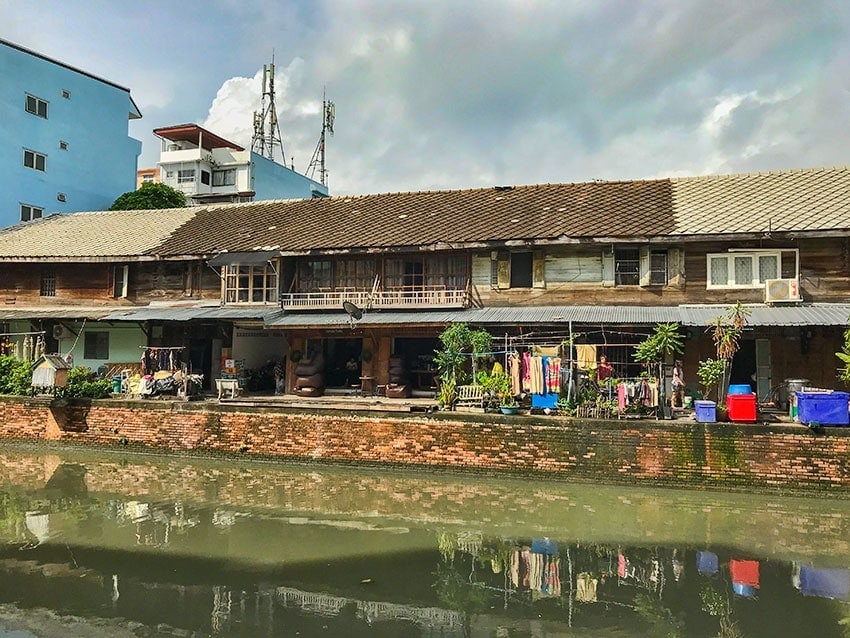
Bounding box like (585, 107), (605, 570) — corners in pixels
(155, 179), (676, 255)
(670, 168), (850, 235)
(1, 167), (849, 260)
(0, 207), (198, 259)
(155, 166), (850, 255)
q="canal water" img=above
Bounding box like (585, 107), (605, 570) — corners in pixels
(0, 445), (847, 637)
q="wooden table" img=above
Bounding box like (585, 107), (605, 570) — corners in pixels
(359, 376), (375, 396)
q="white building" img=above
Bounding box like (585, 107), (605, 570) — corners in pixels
(152, 124), (327, 205)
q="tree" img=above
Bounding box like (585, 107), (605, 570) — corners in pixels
(706, 302), (751, 400)
(109, 182), (186, 210)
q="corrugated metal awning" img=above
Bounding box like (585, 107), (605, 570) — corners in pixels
(207, 251), (279, 267)
(677, 303), (850, 327)
(264, 304), (850, 329)
(0, 307), (113, 321)
(102, 305), (273, 322)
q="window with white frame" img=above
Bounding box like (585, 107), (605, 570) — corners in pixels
(23, 149), (46, 172)
(707, 251), (783, 289)
(212, 169), (237, 186)
(20, 204), (43, 222)
(177, 169), (196, 184)
(224, 263), (278, 303)
(25, 94), (48, 118)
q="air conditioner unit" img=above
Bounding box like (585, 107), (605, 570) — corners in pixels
(52, 325), (74, 340)
(764, 278), (801, 303)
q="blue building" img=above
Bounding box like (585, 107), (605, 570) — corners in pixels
(0, 38), (141, 227)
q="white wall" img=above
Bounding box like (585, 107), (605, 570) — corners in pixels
(232, 328), (289, 370)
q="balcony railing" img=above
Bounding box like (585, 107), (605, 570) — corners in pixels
(280, 285), (469, 311)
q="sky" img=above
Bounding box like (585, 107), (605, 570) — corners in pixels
(3, 0), (850, 196)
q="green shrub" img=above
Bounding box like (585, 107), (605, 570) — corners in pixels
(0, 356), (33, 395)
(62, 366), (112, 399)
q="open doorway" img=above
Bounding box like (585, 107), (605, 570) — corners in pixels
(323, 338), (363, 389)
(729, 339), (756, 392)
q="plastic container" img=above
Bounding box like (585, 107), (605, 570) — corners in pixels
(796, 391), (850, 426)
(694, 400), (716, 423)
(112, 375), (123, 394)
(727, 393), (757, 423)
(728, 384), (752, 395)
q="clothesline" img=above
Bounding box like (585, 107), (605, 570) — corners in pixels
(139, 346), (185, 350)
(0, 331), (46, 337)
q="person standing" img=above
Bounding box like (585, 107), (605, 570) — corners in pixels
(596, 355), (615, 382)
(671, 359), (685, 408)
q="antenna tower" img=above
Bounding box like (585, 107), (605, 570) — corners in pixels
(307, 89), (335, 186)
(251, 54), (287, 165)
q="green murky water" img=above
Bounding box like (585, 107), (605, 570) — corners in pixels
(0, 443), (847, 637)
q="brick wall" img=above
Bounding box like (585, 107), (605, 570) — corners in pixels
(0, 397), (848, 492)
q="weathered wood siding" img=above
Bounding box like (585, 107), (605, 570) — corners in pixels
(470, 238), (849, 306)
(0, 260), (220, 306)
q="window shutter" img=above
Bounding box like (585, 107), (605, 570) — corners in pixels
(532, 250), (545, 289)
(639, 247), (651, 287)
(601, 249), (615, 287)
(496, 251), (510, 289)
(667, 248), (685, 287)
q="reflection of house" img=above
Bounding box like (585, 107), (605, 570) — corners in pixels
(0, 38), (142, 227)
(153, 124), (328, 205)
(0, 167), (848, 397)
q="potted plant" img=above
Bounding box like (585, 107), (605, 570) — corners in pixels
(494, 371), (519, 414)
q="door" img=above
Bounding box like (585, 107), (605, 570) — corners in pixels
(755, 338), (771, 401)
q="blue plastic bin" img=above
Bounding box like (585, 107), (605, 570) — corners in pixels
(796, 391), (850, 426)
(728, 384), (752, 395)
(695, 400), (716, 423)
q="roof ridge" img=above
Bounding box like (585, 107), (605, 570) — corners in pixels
(669, 166), (848, 183)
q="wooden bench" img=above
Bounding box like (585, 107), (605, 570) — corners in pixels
(455, 384), (486, 411)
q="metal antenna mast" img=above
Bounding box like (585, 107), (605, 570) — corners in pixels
(251, 53), (287, 166)
(307, 89), (335, 186)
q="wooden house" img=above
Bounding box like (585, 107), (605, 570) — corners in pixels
(0, 166), (848, 398)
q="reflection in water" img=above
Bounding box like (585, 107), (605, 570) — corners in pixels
(0, 446), (846, 636)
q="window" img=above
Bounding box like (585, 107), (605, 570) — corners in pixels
(509, 252), (533, 288)
(707, 251), (786, 289)
(113, 265), (129, 298)
(20, 204), (43, 222)
(200, 170), (211, 185)
(298, 260), (332, 291)
(40, 270), (56, 297)
(23, 149), (46, 172)
(57, 193), (66, 202)
(649, 251), (668, 285)
(213, 169), (237, 186)
(25, 94), (48, 118)
(142, 174), (155, 183)
(59, 140), (68, 151)
(61, 90), (71, 99)
(177, 169), (195, 184)
(224, 263), (278, 303)
(614, 248), (640, 285)
(84, 332), (109, 360)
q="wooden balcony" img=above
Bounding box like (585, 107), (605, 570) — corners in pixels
(280, 285), (469, 311)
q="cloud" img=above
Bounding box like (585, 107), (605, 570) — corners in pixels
(11, 0), (850, 194)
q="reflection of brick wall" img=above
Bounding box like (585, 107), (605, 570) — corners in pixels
(0, 396), (848, 492)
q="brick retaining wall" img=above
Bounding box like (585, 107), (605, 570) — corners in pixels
(0, 396), (848, 492)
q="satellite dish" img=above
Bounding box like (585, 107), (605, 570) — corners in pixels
(343, 301), (363, 321)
